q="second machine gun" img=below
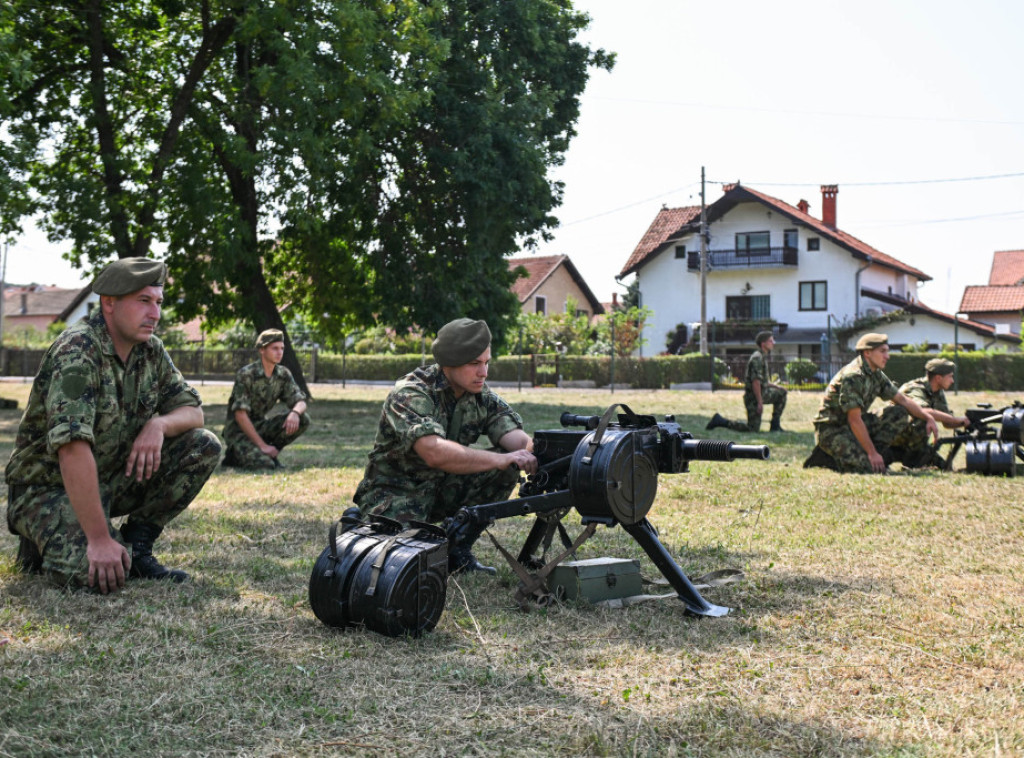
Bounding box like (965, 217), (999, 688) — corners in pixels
(446, 404), (770, 618)
(935, 401), (1024, 475)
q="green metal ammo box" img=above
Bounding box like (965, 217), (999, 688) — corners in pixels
(550, 557), (643, 603)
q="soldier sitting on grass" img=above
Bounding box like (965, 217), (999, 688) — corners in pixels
(221, 329), (309, 470)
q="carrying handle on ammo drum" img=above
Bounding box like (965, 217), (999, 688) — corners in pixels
(579, 403), (642, 465)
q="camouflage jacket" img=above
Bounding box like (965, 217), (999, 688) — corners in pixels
(222, 361), (305, 443)
(813, 355), (898, 428)
(353, 363), (523, 510)
(744, 349), (768, 396)
(895, 376), (949, 428)
(5, 311), (202, 489)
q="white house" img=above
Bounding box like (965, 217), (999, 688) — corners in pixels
(619, 183), (1017, 364)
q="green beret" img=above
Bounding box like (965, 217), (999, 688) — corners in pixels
(755, 330), (774, 346)
(855, 332), (889, 351)
(925, 358), (955, 376)
(432, 318), (491, 367)
(255, 329), (285, 349)
(92, 257), (167, 296)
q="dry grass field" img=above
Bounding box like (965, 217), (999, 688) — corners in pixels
(1, 381), (1021, 757)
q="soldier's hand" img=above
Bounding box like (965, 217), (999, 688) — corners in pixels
(926, 417), (940, 444)
(284, 411), (300, 436)
(260, 443), (280, 459)
(868, 450), (887, 473)
(86, 536), (130, 594)
(505, 449), (538, 475)
(127, 421), (166, 481)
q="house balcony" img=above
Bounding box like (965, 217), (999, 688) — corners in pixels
(687, 247), (798, 271)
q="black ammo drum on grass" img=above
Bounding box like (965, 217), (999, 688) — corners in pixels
(309, 516), (448, 637)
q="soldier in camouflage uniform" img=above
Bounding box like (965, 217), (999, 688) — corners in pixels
(5, 258), (221, 593)
(881, 358), (969, 468)
(706, 331), (788, 433)
(353, 318), (538, 574)
(222, 329), (309, 469)
(805, 333), (939, 473)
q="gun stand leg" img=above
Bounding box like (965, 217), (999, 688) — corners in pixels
(517, 517), (552, 568)
(622, 518), (730, 618)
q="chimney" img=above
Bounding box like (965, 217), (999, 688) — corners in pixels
(611, 292), (618, 307)
(821, 185), (838, 229)
(797, 199), (810, 214)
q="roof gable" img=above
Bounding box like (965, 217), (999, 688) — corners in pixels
(863, 286), (1017, 344)
(619, 206), (701, 278)
(988, 250), (1024, 285)
(508, 254), (604, 314)
(960, 284), (1024, 313)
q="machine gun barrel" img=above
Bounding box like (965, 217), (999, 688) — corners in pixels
(681, 438), (769, 462)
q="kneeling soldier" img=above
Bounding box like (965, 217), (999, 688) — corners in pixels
(5, 258), (222, 593)
(352, 318), (538, 574)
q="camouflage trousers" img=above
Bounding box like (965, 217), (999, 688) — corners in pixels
(721, 386), (788, 432)
(358, 459), (521, 524)
(815, 409), (906, 473)
(878, 405), (944, 468)
(224, 411), (310, 469)
(6, 428), (222, 588)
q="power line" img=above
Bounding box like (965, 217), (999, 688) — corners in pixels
(558, 181), (701, 227)
(711, 172), (1024, 188)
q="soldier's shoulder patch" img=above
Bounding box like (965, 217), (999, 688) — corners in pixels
(60, 367), (92, 401)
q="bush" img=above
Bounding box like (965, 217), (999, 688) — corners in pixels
(785, 358), (818, 384)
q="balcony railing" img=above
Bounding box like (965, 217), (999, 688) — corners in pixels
(687, 246), (799, 271)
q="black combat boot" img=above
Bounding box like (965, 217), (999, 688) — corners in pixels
(769, 419), (787, 433)
(120, 522), (188, 583)
(16, 536), (43, 575)
(447, 521), (497, 575)
(705, 413), (728, 431)
(803, 445), (838, 470)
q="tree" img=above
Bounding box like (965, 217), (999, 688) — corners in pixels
(1, 1), (610, 388)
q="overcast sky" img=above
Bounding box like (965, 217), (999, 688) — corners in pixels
(5, 0), (1024, 317)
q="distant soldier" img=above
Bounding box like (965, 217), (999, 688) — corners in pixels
(5, 258), (222, 593)
(882, 358), (970, 468)
(706, 331), (788, 433)
(222, 329), (310, 469)
(352, 318), (538, 574)
(805, 333), (938, 473)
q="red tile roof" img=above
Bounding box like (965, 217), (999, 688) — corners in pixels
(618, 185), (931, 282)
(507, 254), (604, 314)
(959, 285), (1024, 313)
(988, 250), (1024, 285)
(619, 206), (701, 278)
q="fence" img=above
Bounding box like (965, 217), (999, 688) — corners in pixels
(3, 346), (1024, 392)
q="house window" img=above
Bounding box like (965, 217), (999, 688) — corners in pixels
(783, 229), (798, 251)
(726, 295), (770, 320)
(535, 295), (546, 315)
(674, 245), (687, 259)
(736, 231), (770, 256)
(799, 281), (827, 311)
(807, 237), (820, 251)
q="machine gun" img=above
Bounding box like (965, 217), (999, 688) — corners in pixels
(935, 402), (1024, 475)
(309, 404), (769, 637)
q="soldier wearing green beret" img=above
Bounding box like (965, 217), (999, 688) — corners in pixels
(221, 329), (309, 469)
(352, 318), (538, 574)
(805, 332), (939, 473)
(5, 257), (222, 593)
(706, 330), (788, 433)
(881, 358), (969, 468)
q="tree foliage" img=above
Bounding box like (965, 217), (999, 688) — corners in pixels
(0, 0), (611, 388)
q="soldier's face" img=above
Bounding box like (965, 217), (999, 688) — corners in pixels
(864, 344), (890, 370)
(260, 342), (284, 365)
(103, 286), (163, 347)
(444, 347), (491, 398)
(938, 373), (955, 390)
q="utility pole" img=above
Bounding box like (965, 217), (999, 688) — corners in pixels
(699, 166), (708, 354)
